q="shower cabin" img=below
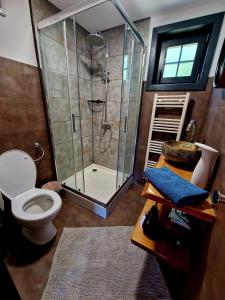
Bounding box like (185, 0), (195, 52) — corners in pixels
(37, 0), (145, 217)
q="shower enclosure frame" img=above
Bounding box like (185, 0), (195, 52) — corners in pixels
(37, 0), (146, 218)
(37, 0), (145, 49)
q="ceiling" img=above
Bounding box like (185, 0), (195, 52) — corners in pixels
(48, 0), (219, 32)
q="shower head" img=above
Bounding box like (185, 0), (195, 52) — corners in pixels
(87, 31), (104, 47)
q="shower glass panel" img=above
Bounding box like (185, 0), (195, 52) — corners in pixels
(117, 25), (144, 188)
(37, 0), (145, 208)
(123, 33), (144, 179)
(64, 18), (85, 193)
(39, 21), (85, 193)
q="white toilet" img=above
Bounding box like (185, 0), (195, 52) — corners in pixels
(0, 150), (62, 245)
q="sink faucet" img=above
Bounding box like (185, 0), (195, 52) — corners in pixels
(186, 120), (196, 142)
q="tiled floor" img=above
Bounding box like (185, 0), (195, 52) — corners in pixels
(2, 183), (147, 300)
(2, 182), (184, 300)
(63, 164), (128, 204)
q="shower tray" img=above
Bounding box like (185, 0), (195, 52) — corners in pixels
(62, 164), (132, 218)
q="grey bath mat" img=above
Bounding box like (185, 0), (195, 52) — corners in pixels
(42, 226), (171, 300)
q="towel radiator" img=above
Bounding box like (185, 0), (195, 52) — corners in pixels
(144, 93), (190, 169)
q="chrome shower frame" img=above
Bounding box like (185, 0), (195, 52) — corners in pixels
(37, 0), (146, 218)
(37, 0), (146, 129)
(37, 0), (145, 48)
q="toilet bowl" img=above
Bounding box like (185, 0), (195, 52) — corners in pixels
(0, 150), (62, 245)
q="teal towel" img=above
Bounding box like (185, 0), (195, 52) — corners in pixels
(144, 167), (209, 206)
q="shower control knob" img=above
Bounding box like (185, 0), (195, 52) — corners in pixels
(103, 122), (113, 129)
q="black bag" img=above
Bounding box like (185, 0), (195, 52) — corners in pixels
(142, 204), (162, 240)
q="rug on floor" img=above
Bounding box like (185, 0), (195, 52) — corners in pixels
(42, 226), (171, 300)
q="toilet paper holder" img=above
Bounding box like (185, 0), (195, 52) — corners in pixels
(33, 142), (45, 162)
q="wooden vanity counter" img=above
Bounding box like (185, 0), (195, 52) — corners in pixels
(131, 155), (216, 272)
(141, 155), (216, 223)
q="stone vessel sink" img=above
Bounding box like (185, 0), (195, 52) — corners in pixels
(162, 140), (201, 165)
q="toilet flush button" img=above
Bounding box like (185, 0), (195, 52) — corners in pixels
(24, 156), (28, 160)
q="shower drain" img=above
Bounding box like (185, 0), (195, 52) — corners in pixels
(92, 168), (98, 172)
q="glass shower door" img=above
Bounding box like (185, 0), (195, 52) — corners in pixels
(39, 19), (85, 192)
(117, 25), (144, 188)
(64, 18), (85, 193)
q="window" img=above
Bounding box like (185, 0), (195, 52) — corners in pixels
(162, 43), (198, 78)
(146, 12), (224, 91)
(158, 34), (207, 85)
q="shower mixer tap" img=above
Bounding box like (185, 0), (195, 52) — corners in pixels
(102, 68), (110, 83)
(102, 122), (113, 133)
(102, 122), (113, 137)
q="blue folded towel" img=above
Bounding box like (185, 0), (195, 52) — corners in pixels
(144, 167), (209, 206)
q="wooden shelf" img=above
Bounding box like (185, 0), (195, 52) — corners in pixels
(142, 155), (216, 223)
(131, 155), (217, 272)
(131, 199), (190, 272)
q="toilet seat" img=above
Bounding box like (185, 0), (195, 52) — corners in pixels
(0, 150), (36, 200)
(11, 188), (62, 221)
(0, 149), (62, 245)
(0, 150), (62, 221)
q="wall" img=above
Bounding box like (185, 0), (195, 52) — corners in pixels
(197, 87), (225, 300)
(91, 19), (150, 171)
(76, 24), (93, 169)
(31, 0), (77, 182)
(0, 0), (55, 186)
(134, 79), (213, 182)
(0, 56), (55, 185)
(144, 1), (225, 80)
(92, 25), (124, 170)
(137, 3), (225, 180)
(39, 24), (77, 181)
(0, 0), (37, 66)
(31, 0), (94, 182)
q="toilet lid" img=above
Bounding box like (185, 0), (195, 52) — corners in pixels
(0, 150), (37, 200)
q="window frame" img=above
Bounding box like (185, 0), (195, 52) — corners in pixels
(146, 12), (224, 91)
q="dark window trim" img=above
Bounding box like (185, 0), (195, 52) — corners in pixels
(146, 12), (224, 91)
